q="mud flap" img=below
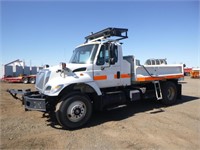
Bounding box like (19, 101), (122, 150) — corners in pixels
(177, 84), (182, 99)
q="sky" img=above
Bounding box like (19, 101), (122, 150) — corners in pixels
(1, 0), (199, 77)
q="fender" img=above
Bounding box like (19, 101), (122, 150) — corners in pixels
(57, 81), (102, 98)
(43, 71), (102, 96)
(86, 81), (102, 96)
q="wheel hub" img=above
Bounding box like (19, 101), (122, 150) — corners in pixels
(67, 101), (86, 122)
(74, 107), (81, 115)
(167, 87), (175, 100)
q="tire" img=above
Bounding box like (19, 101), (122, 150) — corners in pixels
(55, 93), (92, 129)
(161, 81), (177, 105)
(29, 77), (36, 84)
(23, 77), (28, 84)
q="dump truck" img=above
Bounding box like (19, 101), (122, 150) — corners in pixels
(8, 28), (184, 129)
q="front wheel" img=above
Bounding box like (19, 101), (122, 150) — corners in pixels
(161, 81), (177, 105)
(55, 93), (92, 129)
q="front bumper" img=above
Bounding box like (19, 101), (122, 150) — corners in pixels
(7, 89), (46, 112)
(24, 92), (46, 111)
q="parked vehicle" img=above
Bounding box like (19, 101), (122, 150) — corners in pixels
(190, 68), (200, 78)
(184, 68), (192, 76)
(8, 28), (184, 129)
(1, 75), (36, 84)
(1, 59), (42, 84)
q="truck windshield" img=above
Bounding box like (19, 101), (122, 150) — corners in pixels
(69, 44), (98, 64)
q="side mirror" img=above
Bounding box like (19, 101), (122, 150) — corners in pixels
(44, 64), (49, 68)
(110, 58), (115, 65)
(109, 44), (116, 65)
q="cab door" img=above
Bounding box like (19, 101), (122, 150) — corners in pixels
(93, 43), (121, 88)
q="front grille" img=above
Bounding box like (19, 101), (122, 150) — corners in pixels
(35, 70), (51, 91)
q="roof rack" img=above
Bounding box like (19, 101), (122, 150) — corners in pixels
(85, 27), (128, 42)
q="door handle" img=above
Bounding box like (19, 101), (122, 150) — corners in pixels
(117, 71), (120, 79)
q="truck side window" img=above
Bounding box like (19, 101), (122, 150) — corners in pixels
(96, 45), (109, 65)
(96, 44), (118, 65)
(112, 45), (118, 63)
(96, 45), (105, 65)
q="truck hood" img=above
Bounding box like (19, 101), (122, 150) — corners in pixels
(46, 63), (91, 73)
(35, 63), (94, 95)
(66, 63), (89, 72)
(43, 63), (92, 72)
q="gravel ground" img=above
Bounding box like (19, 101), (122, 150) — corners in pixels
(0, 77), (200, 150)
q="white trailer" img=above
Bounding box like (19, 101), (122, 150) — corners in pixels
(8, 28), (184, 129)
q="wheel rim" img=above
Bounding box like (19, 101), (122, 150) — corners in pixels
(167, 87), (175, 100)
(30, 78), (35, 84)
(23, 78), (28, 83)
(67, 101), (86, 122)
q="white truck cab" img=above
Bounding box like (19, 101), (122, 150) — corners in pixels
(8, 28), (184, 129)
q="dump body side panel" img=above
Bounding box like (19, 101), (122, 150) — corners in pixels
(134, 65), (184, 82)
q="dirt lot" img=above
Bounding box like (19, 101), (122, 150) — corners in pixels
(0, 77), (200, 150)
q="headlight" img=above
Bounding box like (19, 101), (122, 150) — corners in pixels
(44, 84), (64, 94)
(45, 86), (52, 92)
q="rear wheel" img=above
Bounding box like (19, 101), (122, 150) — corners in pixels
(23, 77), (28, 84)
(161, 81), (177, 105)
(29, 77), (36, 84)
(55, 93), (92, 129)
